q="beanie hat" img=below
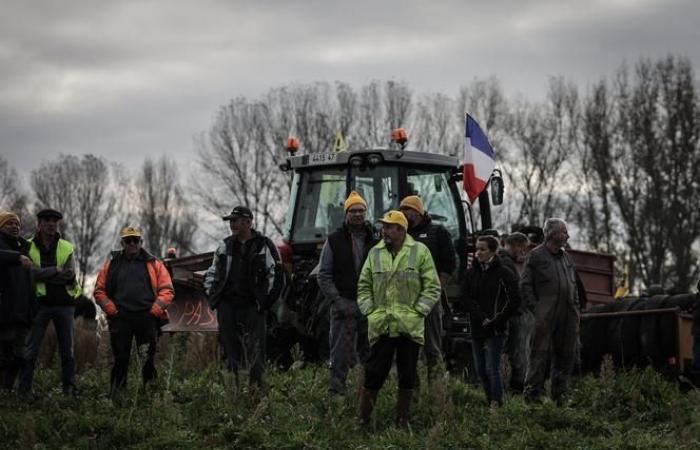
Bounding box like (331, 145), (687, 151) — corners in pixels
(344, 191), (368, 212)
(378, 210), (408, 231)
(399, 195), (424, 215)
(0, 211), (20, 229)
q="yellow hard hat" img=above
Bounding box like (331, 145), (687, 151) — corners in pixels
(378, 210), (408, 230)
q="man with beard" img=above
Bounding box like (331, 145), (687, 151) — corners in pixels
(318, 191), (377, 396)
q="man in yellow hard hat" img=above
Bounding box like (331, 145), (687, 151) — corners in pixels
(357, 210), (441, 428)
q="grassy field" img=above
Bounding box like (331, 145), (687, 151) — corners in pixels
(2, 337), (700, 449)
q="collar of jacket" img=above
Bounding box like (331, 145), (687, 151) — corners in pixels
(110, 248), (156, 262)
(223, 229), (262, 246)
(375, 233), (416, 251)
(31, 231), (62, 248)
(0, 231), (29, 251)
(340, 221), (374, 238)
(477, 254), (502, 272)
(409, 213), (432, 234)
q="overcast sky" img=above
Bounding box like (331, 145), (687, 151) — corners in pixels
(1, 0), (698, 176)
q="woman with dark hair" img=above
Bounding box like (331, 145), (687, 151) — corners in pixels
(462, 235), (521, 406)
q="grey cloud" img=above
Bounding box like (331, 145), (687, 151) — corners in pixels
(1, 0), (698, 177)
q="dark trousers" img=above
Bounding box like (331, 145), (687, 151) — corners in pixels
(329, 297), (369, 394)
(217, 302), (266, 387)
(364, 336), (420, 391)
(20, 305), (75, 392)
(472, 335), (506, 404)
(423, 301), (443, 368)
(504, 310), (534, 391)
(107, 311), (159, 393)
(525, 303), (579, 401)
(691, 333), (700, 373)
(0, 325), (29, 391)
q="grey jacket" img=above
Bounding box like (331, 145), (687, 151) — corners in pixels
(520, 244), (579, 319)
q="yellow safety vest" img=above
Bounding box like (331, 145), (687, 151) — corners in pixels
(28, 238), (82, 299)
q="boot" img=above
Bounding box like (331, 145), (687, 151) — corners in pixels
(358, 387), (378, 426)
(396, 389), (413, 428)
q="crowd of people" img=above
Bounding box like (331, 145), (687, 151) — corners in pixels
(3, 193), (688, 429)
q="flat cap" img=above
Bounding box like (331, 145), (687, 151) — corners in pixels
(36, 209), (63, 220)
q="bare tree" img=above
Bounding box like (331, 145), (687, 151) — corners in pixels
(30, 154), (117, 287)
(581, 56), (700, 290)
(135, 156), (197, 257)
(0, 156), (32, 234)
(195, 97), (287, 237)
(502, 77), (580, 227)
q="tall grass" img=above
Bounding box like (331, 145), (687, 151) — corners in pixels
(3, 332), (699, 449)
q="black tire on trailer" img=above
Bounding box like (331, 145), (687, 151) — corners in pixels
(605, 299), (637, 368)
(639, 295), (668, 369)
(580, 303), (615, 374)
(611, 297), (644, 369)
(665, 293), (697, 313)
(656, 295), (677, 374)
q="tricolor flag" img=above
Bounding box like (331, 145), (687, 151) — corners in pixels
(463, 114), (496, 203)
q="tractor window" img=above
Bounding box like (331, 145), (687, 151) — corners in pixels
(351, 165), (400, 224)
(291, 167), (347, 241)
(406, 168), (460, 239)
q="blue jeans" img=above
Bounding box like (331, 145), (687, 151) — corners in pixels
(20, 305), (76, 392)
(472, 335), (506, 404)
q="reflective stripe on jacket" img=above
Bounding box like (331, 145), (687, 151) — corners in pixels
(28, 238), (81, 298)
(93, 251), (175, 311)
(357, 235), (441, 345)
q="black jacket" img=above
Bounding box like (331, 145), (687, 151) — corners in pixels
(408, 215), (457, 276)
(0, 232), (37, 326)
(462, 255), (521, 339)
(324, 222), (377, 301)
(204, 231), (285, 311)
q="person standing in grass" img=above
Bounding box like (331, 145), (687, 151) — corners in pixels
(94, 226), (174, 396)
(357, 210), (441, 428)
(399, 195), (457, 379)
(497, 231), (532, 394)
(19, 208), (81, 396)
(0, 211), (36, 392)
(318, 191), (376, 397)
(522, 218), (580, 404)
(203, 206), (285, 389)
(463, 235), (521, 407)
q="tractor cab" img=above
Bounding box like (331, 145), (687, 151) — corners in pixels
(278, 147), (473, 302)
(274, 133), (493, 365)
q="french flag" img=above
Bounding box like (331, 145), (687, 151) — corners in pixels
(463, 114), (495, 203)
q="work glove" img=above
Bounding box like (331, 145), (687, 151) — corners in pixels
(150, 303), (167, 319)
(103, 301), (118, 317)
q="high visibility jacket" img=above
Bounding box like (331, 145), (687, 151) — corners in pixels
(94, 250), (175, 313)
(28, 238), (81, 299)
(357, 235), (441, 345)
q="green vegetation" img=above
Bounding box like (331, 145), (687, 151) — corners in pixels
(2, 350), (699, 449)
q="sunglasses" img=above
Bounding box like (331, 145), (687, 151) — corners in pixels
(122, 237), (141, 244)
